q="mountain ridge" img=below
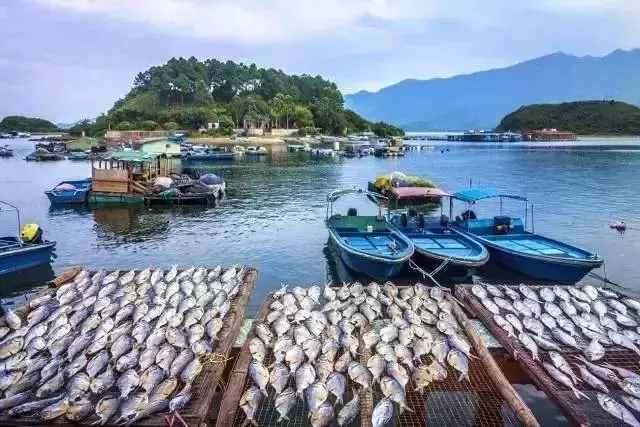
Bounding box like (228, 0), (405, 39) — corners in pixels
(345, 49), (640, 131)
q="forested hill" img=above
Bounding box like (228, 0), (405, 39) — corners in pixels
(496, 101), (640, 135)
(77, 57), (403, 137)
(0, 116), (58, 133)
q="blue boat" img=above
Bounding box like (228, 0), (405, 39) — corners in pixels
(326, 189), (414, 279)
(0, 202), (55, 276)
(45, 178), (92, 205)
(389, 212), (489, 273)
(451, 188), (603, 283)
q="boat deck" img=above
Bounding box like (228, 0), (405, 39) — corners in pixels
(410, 233), (478, 257)
(342, 233), (399, 256)
(483, 234), (589, 259)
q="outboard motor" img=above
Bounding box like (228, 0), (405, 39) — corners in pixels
(461, 210), (477, 221)
(417, 214), (426, 229)
(400, 213), (408, 227)
(440, 214), (449, 227)
(494, 216), (512, 233)
(347, 208), (358, 217)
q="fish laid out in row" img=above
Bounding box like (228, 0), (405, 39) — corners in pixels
(0, 265), (245, 424)
(472, 283), (640, 426)
(240, 282), (473, 427)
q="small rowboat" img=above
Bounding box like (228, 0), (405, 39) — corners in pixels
(326, 189), (414, 279)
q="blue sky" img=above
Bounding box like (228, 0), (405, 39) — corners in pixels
(1, 0), (639, 122)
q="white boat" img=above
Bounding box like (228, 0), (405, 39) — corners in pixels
(246, 146), (267, 155)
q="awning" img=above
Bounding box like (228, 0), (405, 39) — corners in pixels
(390, 186), (450, 199)
(108, 150), (159, 163)
(453, 187), (527, 202)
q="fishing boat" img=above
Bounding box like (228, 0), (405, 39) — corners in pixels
(0, 146), (13, 157)
(385, 187), (489, 275)
(0, 202), (56, 276)
(245, 145), (267, 156)
(326, 189), (414, 279)
(67, 151), (89, 160)
(451, 188), (603, 283)
(182, 147), (234, 161)
(45, 179), (92, 205)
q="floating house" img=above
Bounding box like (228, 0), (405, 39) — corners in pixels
(140, 139), (181, 157)
(524, 128), (577, 141)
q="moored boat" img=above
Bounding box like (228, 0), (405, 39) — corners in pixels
(45, 178), (92, 204)
(0, 146), (13, 157)
(386, 188), (489, 275)
(451, 188), (603, 283)
(326, 189), (414, 279)
(183, 147), (234, 161)
(0, 202), (55, 276)
(245, 145), (267, 155)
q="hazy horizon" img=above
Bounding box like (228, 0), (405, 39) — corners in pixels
(2, 1), (639, 122)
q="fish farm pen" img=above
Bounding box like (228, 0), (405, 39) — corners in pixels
(0, 266), (256, 427)
(456, 283), (640, 426)
(217, 284), (539, 427)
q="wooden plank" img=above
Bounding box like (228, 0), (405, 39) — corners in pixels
(455, 285), (590, 426)
(450, 295), (540, 427)
(216, 293), (272, 427)
(48, 267), (81, 288)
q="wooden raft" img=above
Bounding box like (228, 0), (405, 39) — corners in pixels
(0, 267), (257, 427)
(456, 283), (640, 427)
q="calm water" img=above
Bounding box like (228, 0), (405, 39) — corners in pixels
(1, 137), (639, 315)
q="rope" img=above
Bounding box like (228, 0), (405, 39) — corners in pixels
(407, 258), (449, 289)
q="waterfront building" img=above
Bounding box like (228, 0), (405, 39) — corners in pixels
(525, 128), (577, 141)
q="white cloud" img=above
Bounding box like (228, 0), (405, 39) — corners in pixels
(34, 0), (437, 44)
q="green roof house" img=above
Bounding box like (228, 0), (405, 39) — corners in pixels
(140, 139), (181, 157)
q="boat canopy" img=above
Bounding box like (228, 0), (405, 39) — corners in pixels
(453, 187), (527, 203)
(327, 188), (385, 203)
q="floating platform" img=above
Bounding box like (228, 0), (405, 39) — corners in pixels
(456, 283), (640, 426)
(0, 266), (257, 427)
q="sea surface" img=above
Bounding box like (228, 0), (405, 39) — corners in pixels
(1, 136), (639, 316)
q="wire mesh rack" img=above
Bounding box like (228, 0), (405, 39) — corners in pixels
(456, 283), (640, 426)
(0, 267), (257, 427)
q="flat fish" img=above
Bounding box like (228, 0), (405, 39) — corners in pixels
(274, 387), (296, 422)
(239, 385), (262, 427)
(310, 402), (334, 427)
(295, 362), (316, 397)
(337, 394), (359, 426)
(305, 381), (329, 413)
(371, 398), (394, 427)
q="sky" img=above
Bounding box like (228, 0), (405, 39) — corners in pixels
(1, 0), (639, 122)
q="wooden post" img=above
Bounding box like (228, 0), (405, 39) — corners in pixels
(450, 296), (540, 427)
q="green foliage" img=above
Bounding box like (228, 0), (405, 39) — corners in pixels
(92, 56), (402, 136)
(116, 121), (134, 130)
(163, 121), (179, 131)
(344, 109), (370, 134)
(0, 116), (58, 132)
(66, 137), (98, 152)
(371, 121), (405, 137)
(497, 100), (640, 135)
(139, 120), (159, 131)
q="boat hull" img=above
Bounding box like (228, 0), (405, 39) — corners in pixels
(481, 243), (599, 283)
(0, 242), (55, 276)
(329, 234), (406, 279)
(45, 179), (92, 205)
(88, 192), (144, 205)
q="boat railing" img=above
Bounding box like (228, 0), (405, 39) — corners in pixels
(325, 188), (388, 219)
(0, 201), (22, 243)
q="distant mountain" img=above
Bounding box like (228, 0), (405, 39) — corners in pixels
(0, 116), (58, 133)
(497, 100), (640, 135)
(345, 49), (640, 131)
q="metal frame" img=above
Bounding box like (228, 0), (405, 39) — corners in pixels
(325, 188), (387, 219)
(0, 201), (22, 244)
(450, 192), (535, 233)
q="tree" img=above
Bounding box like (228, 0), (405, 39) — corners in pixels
(293, 105), (313, 128)
(140, 120), (159, 130)
(311, 97), (346, 135)
(163, 121), (179, 130)
(116, 121), (133, 130)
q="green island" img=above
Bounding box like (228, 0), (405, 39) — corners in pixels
(68, 57), (404, 138)
(497, 100), (640, 135)
(0, 115), (59, 133)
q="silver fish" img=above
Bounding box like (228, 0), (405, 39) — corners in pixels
(372, 398), (394, 427)
(584, 339), (605, 361)
(609, 330), (640, 355)
(367, 354), (386, 383)
(305, 381), (329, 413)
(574, 356), (619, 383)
(598, 393), (640, 427)
(551, 329), (580, 349)
(248, 360), (269, 396)
(310, 402), (334, 427)
(578, 364), (608, 393)
(117, 369), (140, 399)
(295, 362), (316, 397)
(348, 361), (372, 389)
(180, 356), (202, 384)
(140, 365), (165, 393)
(337, 394), (359, 426)
(543, 362), (588, 399)
(169, 384), (192, 413)
(90, 364), (115, 395)
(274, 387), (296, 422)
(94, 394), (120, 425)
(269, 363), (290, 394)
(549, 351), (580, 384)
(518, 332), (540, 360)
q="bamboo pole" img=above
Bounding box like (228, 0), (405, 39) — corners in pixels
(450, 296), (540, 427)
